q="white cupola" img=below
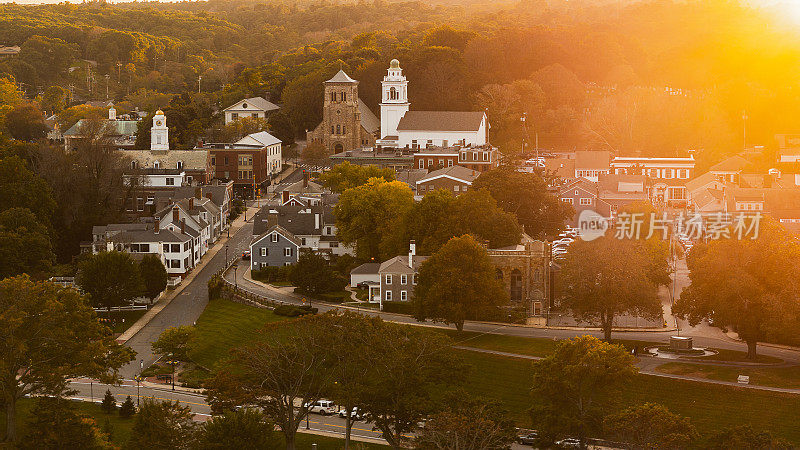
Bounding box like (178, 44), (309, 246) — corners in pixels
(380, 59), (410, 139)
(108, 104), (116, 121)
(150, 109), (169, 151)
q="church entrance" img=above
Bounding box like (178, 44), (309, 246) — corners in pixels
(334, 143), (344, 153)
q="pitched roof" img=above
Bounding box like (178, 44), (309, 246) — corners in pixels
(251, 224), (303, 248)
(558, 178), (597, 196)
(358, 100), (380, 134)
(350, 262), (380, 275)
(597, 173), (648, 200)
(574, 151), (611, 171)
(709, 155), (752, 173)
(379, 255), (429, 274)
(121, 149), (209, 171)
(64, 119), (139, 137)
(544, 157), (575, 180)
(223, 97), (280, 112)
(326, 70), (357, 84)
(396, 111), (485, 132)
(251, 204), (335, 237)
(417, 165), (480, 185)
(170, 185), (230, 209)
(685, 171), (721, 193)
(691, 188), (724, 210)
(236, 131), (281, 147)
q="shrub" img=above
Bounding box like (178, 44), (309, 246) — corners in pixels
(251, 265), (293, 283)
(119, 396), (136, 418)
(100, 389), (116, 414)
(382, 301), (416, 315)
(273, 304), (318, 317)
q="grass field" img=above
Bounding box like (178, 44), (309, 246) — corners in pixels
(190, 297), (286, 369)
(96, 309), (148, 334)
(656, 362), (800, 389)
(457, 349), (800, 443)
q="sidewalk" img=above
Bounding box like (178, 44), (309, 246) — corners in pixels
(117, 204), (260, 343)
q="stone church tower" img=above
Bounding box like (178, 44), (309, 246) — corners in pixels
(306, 70), (379, 155)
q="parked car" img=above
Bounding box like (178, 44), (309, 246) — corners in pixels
(306, 400), (336, 415)
(338, 407), (362, 420)
(517, 432), (539, 445)
(555, 438), (581, 448)
(356, 281), (370, 289)
(241, 250), (251, 260)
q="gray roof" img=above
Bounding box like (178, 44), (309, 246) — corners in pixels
(170, 185), (229, 209)
(251, 224), (303, 248)
(252, 203), (335, 237)
(121, 149), (209, 171)
(358, 100), (380, 134)
(236, 131), (281, 147)
(417, 165), (480, 184)
(396, 111), (485, 132)
(379, 255), (429, 274)
(350, 262), (380, 276)
(223, 97), (280, 113)
(64, 119), (139, 137)
(326, 70), (357, 84)
(94, 222), (190, 244)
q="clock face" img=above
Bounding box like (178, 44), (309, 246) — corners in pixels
(156, 120), (162, 126)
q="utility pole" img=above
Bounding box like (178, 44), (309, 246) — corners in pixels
(197, 75), (202, 94)
(105, 74), (110, 99)
(116, 61), (122, 82)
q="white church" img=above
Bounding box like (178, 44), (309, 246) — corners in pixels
(377, 59), (489, 149)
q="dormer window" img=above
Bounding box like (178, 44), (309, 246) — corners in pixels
(153, 161), (160, 169)
(177, 161), (183, 170)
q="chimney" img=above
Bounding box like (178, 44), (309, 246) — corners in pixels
(409, 240), (416, 268)
(315, 213), (320, 230)
(205, 192), (213, 201)
(189, 197), (194, 210)
(195, 187), (202, 199)
(154, 218), (160, 234)
(172, 206), (179, 222)
(180, 219), (186, 235)
(303, 170), (309, 188)
(282, 190), (290, 204)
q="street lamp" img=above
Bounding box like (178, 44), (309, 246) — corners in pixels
(225, 244), (228, 265)
(170, 352), (175, 391)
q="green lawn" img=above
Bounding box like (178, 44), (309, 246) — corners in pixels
(96, 309), (148, 334)
(656, 362), (800, 389)
(190, 297), (287, 369)
(457, 349), (800, 443)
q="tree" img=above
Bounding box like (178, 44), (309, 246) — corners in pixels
(197, 408), (279, 450)
(604, 403), (698, 450)
(101, 389), (117, 414)
(700, 425), (793, 450)
(76, 251), (143, 310)
(4, 103), (48, 141)
(152, 326), (195, 362)
(205, 314), (336, 450)
(334, 178), (414, 260)
(289, 249), (347, 295)
(37, 85), (69, 115)
(119, 396), (136, 419)
(0, 155), (56, 227)
(300, 140), (329, 165)
(128, 399), (198, 450)
(0, 207), (54, 278)
(413, 395), (516, 450)
(471, 166), (572, 237)
(414, 235), (509, 331)
(557, 236), (662, 341)
(530, 336), (637, 446)
(140, 254), (168, 300)
(357, 323), (464, 449)
(319, 162), (396, 193)
(20, 397), (109, 450)
(674, 219), (800, 359)
(0, 276), (134, 442)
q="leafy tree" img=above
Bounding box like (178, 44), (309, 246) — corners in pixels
(267, 111), (296, 145)
(20, 397), (109, 450)
(119, 396), (136, 419)
(471, 166), (572, 237)
(0, 276), (134, 442)
(101, 389), (117, 414)
(152, 325), (195, 362)
(289, 249), (347, 296)
(76, 251), (143, 310)
(56, 104), (105, 131)
(414, 235), (508, 331)
(300, 140), (329, 165)
(197, 408), (279, 450)
(530, 336), (637, 446)
(558, 236), (662, 341)
(128, 399), (198, 450)
(0, 207), (54, 279)
(319, 162), (396, 193)
(334, 178), (414, 260)
(4, 103), (48, 141)
(0, 155), (56, 227)
(37, 85), (69, 115)
(604, 403), (698, 450)
(700, 425), (793, 450)
(139, 254), (168, 300)
(413, 395), (516, 450)
(675, 219), (800, 359)
(357, 323), (464, 449)
(205, 314), (337, 450)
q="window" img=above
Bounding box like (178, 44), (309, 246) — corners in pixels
(252, 113), (258, 118)
(428, 159), (433, 167)
(385, 274), (393, 285)
(483, 152), (489, 161)
(454, 185), (460, 192)
(261, 262), (268, 268)
(171, 244), (181, 253)
(330, 242), (339, 248)
(163, 244), (169, 252)
(270, 233), (278, 243)
(460, 151), (466, 160)
(260, 248), (267, 257)
(301, 238), (307, 246)
(412, 274), (418, 285)
(579, 198), (592, 206)
(231, 113), (238, 120)
(419, 160), (424, 169)
(473, 152), (478, 160)
(400, 290), (407, 301)
(438, 159), (444, 166)
(336, 125), (341, 135)
(342, 92), (347, 102)
(224, 156), (229, 165)
(153, 160), (160, 169)
(442, 140), (448, 147)
(447, 160), (453, 167)
(166, 178), (174, 186)
(562, 198), (574, 204)
(176, 161), (183, 170)
(171, 259), (181, 268)
(331, 126), (334, 134)
(342, 125), (346, 134)
(385, 290), (392, 301)
(284, 247), (293, 257)
(401, 274), (407, 285)
(330, 92), (336, 102)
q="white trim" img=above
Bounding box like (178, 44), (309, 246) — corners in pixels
(416, 174), (474, 185)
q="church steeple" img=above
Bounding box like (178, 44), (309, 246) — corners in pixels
(380, 59), (409, 140)
(151, 110), (169, 151)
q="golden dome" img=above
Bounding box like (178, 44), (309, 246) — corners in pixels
(390, 59), (400, 69)
(155, 109), (164, 115)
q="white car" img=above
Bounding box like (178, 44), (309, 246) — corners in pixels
(553, 238), (574, 246)
(338, 407), (362, 420)
(556, 438), (581, 448)
(306, 400), (336, 415)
